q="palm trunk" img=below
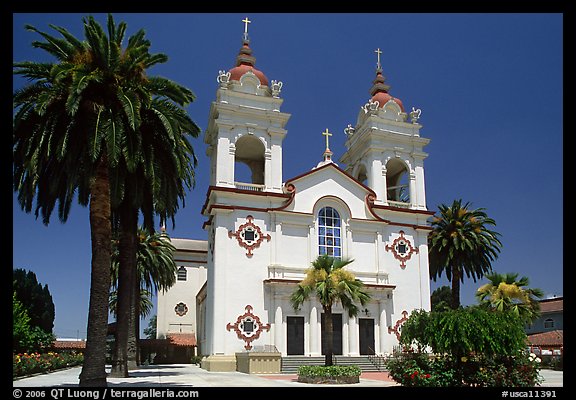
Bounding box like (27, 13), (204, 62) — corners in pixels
(451, 266), (461, 309)
(110, 206), (137, 377)
(79, 158), (112, 387)
(323, 307), (334, 367)
(127, 273), (138, 369)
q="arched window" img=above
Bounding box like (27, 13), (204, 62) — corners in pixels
(544, 318), (555, 329)
(318, 207), (342, 258)
(177, 266), (187, 281)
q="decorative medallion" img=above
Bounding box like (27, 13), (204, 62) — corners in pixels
(388, 310), (409, 342)
(385, 230), (419, 269)
(226, 305), (271, 350)
(174, 302), (188, 317)
(228, 215), (271, 257)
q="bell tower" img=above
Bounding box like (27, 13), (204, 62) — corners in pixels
(340, 49), (430, 210)
(204, 17), (290, 193)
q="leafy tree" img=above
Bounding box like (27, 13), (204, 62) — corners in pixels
(476, 272), (544, 324)
(428, 199), (503, 309)
(389, 307), (540, 386)
(13, 268), (55, 333)
(290, 255), (370, 366)
(430, 285), (452, 312)
(13, 292), (33, 353)
(13, 292), (55, 354)
(13, 14), (197, 385)
(143, 315), (157, 339)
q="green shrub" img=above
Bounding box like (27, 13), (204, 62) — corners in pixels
(297, 365), (361, 378)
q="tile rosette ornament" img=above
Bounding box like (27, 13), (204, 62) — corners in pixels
(385, 230), (419, 269)
(228, 215), (271, 257)
(226, 305), (271, 350)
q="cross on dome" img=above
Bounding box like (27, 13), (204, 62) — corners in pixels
(322, 128), (332, 151)
(242, 17), (251, 40)
(375, 48), (382, 70)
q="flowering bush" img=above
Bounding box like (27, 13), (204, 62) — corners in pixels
(13, 351), (83, 378)
(386, 351), (543, 387)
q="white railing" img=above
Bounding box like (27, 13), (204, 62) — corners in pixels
(267, 264), (389, 285)
(387, 200), (411, 209)
(235, 182), (265, 192)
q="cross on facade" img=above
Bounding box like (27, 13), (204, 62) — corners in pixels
(242, 17), (251, 37)
(322, 128), (332, 150)
(375, 48), (382, 69)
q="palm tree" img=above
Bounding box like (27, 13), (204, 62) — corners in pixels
(109, 288), (154, 321)
(290, 255), (371, 366)
(428, 199), (503, 310)
(13, 14), (196, 386)
(476, 272), (544, 324)
(110, 227), (178, 368)
(111, 89), (198, 375)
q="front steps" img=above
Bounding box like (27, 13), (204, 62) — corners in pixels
(281, 355), (386, 373)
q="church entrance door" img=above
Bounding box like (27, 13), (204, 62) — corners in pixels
(286, 316), (304, 355)
(321, 313), (343, 355)
(359, 318), (375, 355)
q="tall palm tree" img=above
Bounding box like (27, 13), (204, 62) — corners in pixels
(13, 14), (196, 386)
(476, 272), (544, 324)
(290, 255), (371, 366)
(111, 87), (198, 375)
(110, 227), (178, 368)
(428, 199), (503, 309)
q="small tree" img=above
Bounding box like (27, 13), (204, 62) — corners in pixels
(387, 307), (541, 386)
(143, 315), (157, 339)
(290, 255), (370, 366)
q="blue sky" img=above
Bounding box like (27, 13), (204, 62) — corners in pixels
(12, 13), (563, 339)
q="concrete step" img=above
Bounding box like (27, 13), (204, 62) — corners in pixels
(281, 355), (387, 373)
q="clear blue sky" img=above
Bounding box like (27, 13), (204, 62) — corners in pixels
(12, 13), (563, 339)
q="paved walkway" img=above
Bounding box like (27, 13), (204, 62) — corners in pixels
(13, 364), (562, 387)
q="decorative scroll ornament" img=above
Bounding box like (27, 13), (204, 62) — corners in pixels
(410, 107), (422, 124)
(344, 124), (355, 137)
(271, 80), (283, 97)
(388, 310), (409, 341)
(217, 70), (231, 88)
(385, 230), (419, 269)
(362, 99), (380, 114)
(228, 215), (271, 257)
(226, 305), (271, 350)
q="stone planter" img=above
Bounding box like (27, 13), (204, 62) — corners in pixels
(235, 352), (281, 374)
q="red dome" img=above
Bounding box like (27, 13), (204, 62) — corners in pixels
(371, 91), (404, 112)
(229, 63), (269, 86)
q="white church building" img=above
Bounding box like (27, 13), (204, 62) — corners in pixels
(157, 20), (433, 371)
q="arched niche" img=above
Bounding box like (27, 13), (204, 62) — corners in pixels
(235, 134), (266, 185)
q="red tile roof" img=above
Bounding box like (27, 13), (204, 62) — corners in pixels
(52, 340), (86, 350)
(539, 298), (563, 313)
(527, 330), (563, 347)
(167, 333), (197, 347)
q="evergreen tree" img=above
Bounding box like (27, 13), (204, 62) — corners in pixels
(13, 268), (55, 333)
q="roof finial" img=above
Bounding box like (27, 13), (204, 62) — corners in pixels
(375, 48), (382, 71)
(242, 17), (251, 41)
